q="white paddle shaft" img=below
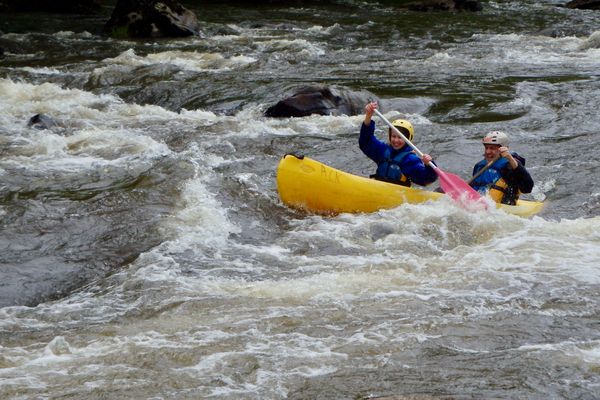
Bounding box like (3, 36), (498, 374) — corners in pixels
(373, 109), (437, 168)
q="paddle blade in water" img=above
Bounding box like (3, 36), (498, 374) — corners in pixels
(435, 168), (488, 209)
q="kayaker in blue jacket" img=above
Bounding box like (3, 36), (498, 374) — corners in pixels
(359, 101), (437, 187)
(470, 131), (534, 205)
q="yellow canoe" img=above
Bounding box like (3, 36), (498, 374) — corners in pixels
(276, 154), (545, 218)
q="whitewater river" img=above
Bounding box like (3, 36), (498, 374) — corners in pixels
(1, 1), (600, 398)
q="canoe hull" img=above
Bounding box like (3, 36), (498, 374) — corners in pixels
(276, 154), (544, 218)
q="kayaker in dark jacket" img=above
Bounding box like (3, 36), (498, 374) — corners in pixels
(470, 131), (534, 205)
(359, 101), (437, 187)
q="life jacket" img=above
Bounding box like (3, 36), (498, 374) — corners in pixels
(489, 178), (521, 205)
(471, 157), (521, 205)
(371, 148), (411, 187)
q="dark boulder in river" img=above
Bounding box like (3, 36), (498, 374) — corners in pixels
(565, 0), (600, 9)
(104, 0), (200, 38)
(265, 85), (377, 118)
(27, 114), (62, 130)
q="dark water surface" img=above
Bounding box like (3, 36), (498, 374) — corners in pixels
(1, 1), (600, 399)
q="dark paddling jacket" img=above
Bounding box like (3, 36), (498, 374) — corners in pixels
(470, 153), (534, 205)
(359, 121), (437, 187)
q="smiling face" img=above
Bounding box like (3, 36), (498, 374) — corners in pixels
(483, 143), (501, 161)
(389, 131), (406, 150)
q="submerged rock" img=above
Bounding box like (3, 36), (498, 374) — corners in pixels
(27, 114), (62, 130)
(265, 85), (377, 118)
(565, 0), (600, 10)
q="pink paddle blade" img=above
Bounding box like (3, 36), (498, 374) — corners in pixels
(435, 168), (488, 209)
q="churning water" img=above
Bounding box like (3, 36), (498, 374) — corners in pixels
(1, 1), (600, 398)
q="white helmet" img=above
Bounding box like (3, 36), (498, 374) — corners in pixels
(482, 131), (509, 146)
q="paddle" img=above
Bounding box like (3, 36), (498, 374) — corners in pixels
(468, 156), (500, 184)
(373, 109), (485, 207)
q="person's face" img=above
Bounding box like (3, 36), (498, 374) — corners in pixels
(483, 144), (501, 161)
(390, 131), (405, 149)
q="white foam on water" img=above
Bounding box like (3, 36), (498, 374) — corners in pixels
(516, 339), (600, 368)
(164, 202), (453, 299)
(0, 375), (47, 391)
(257, 38), (326, 58)
(161, 158), (241, 246)
(53, 31), (93, 39)
(0, 126), (170, 180)
(197, 109), (362, 139)
(577, 30), (600, 50)
(177, 329), (347, 397)
(178, 108), (219, 122)
(422, 32), (600, 73)
(211, 22), (341, 46)
(43, 336), (72, 357)
(16, 66), (63, 75)
(1, 336), (99, 370)
(232, 269), (402, 302)
(93, 48), (256, 75)
(578, 342), (600, 365)
(187, 203), (600, 315)
(0, 79), (216, 177)
(0, 78), (119, 125)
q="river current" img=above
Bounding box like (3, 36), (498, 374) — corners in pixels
(1, 1), (600, 399)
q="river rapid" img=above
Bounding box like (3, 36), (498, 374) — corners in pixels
(1, 1), (600, 399)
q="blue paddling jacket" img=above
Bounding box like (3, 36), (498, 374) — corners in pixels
(470, 153), (534, 205)
(359, 121), (437, 187)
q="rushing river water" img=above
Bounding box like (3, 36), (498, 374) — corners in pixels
(1, 1), (600, 399)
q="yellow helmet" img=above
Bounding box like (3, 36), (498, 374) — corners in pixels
(389, 119), (414, 142)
